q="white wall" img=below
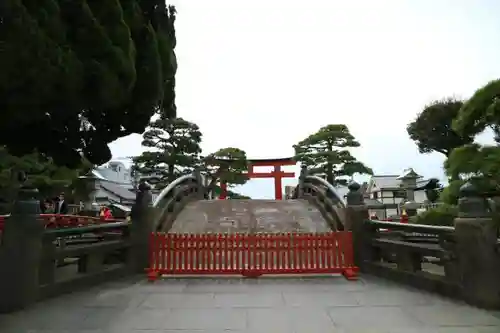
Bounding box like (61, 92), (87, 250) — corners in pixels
(414, 191), (427, 204)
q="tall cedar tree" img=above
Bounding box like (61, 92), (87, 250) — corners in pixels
(293, 124), (373, 186)
(1, 1), (177, 167)
(132, 117), (202, 189)
(407, 98), (474, 157)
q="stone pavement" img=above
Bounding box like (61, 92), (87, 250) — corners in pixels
(1, 275), (499, 333)
(170, 199), (332, 233)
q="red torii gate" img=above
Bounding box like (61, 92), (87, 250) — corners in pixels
(219, 157), (296, 200)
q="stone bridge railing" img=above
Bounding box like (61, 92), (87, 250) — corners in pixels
(345, 181), (500, 309)
(151, 169), (205, 231)
(293, 166), (348, 230)
(0, 171), (205, 314)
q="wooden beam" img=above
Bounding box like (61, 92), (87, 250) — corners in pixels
(249, 160), (296, 167)
(247, 172), (295, 178)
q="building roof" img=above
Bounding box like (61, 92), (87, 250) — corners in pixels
(366, 169), (427, 193)
(370, 175), (401, 190)
(397, 168), (422, 180)
(99, 181), (136, 201)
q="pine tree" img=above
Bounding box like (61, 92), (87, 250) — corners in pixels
(293, 124), (373, 186)
(132, 118), (202, 189)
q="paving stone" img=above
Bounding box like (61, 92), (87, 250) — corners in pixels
(140, 293), (216, 308)
(1, 276), (499, 333)
(213, 292), (285, 307)
(164, 308), (247, 330)
(406, 304), (500, 327)
(328, 306), (422, 330)
(247, 307), (336, 332)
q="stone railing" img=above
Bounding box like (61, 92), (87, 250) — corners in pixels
(0, 176), (170, 313)
(346, 181), (500, 309)
(151, 169), (205, 231)
(293, 166), (347, 230)
(0, 186), (137, 313)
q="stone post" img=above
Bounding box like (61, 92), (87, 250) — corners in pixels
(345, 181), (370, 269)
(0, 172), (44, 313)
(454, 182), (500, 309)
(297, 165), (307, 197)
(129, 181), (153, 274)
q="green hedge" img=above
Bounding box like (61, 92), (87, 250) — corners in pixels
(410, 204), (458, 227)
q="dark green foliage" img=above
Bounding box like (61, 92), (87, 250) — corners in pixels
(444, 144), (500, 195)
(411, 204), (458, 227)
(0, 1), (177, 167)
(0, 147), (92, 213)
(212, 185), (251, 199)
(293, 124), (373, 186)
(453, 79), (500, 142)
(132, 118), (202, 189)
(407, 98), (474, 157)
(440, 179), (465, 205)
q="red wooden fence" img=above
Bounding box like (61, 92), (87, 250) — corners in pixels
(146, 232), (358, 281)
(0, 214), (123, 232)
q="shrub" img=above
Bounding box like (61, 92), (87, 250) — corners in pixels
(412, 204), (458, 226)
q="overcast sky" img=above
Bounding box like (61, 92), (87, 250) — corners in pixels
(109, 0), (500, 199)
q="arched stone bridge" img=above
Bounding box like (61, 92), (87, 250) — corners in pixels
(1, 168), (499, 332)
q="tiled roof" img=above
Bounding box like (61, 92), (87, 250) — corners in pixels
(397, 168), (422, 180)
(371, 175), (401, 189)
(99, 181), (136, 201)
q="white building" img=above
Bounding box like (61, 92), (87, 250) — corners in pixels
(363, 168), (433, 219)
(83, 160), (159, 209)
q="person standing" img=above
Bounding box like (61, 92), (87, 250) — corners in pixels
(55, 193), (68, 214)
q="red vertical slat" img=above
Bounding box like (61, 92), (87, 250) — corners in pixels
(287, 233), (293, 271)
(178, 234), (183, 273)
(259, 234), (265, 272)
(194, 234), (201, 272)
(165, 233), (171, 273)
(264, 234), (270, 272)
(208, 234), (214, 272)
(227, 234), (233, 272)
(250, 233), (255, 272)
(310, 234), (318, 269)
(187, 234), (193, 272)
(329, 232), (336, 269)
(217, 233), (223, 272)
(159, 233), (165, 273)
(183, 234), (189, 273)
(337, 231), (345, 268)
(293, 233), (299, 271)
(224, 233), (229, 273)
(241, 233), (246, 273)
(236, 234), (242, 272)
(148, 233), (155, 272)
(321, 234), (327, 270)
(303, 234), (309, 270)
(344, 232), (354, 267)
(201, 234), (207, 271)
(279, 233), (285, 272)
(172, 234), (178, 272)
